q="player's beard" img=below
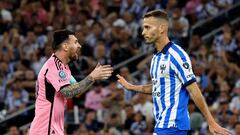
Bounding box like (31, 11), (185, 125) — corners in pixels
(144, 37), (156, 44)
(69, 54), (78, 61)
(69, 49), (80, 61)
(144, 31), (161, 44)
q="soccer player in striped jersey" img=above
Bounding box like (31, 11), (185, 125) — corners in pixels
(30, 29), (113, 135)
(117, 10), (230, 135)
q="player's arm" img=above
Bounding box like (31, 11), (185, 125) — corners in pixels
(170, 50), (230, 135)
(60, 75), (94, 98)
(60, 64), (113, 98)
(116, 74), (152, 94)
(186, 82), (230, 135)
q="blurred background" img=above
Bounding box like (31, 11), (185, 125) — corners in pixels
(0, 0), (239, 135)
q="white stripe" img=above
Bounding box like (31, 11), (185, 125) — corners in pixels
(155, 55), (163, 128)
(157, 55), (171, 128)
(155, 93), (162, 128)
(150, 55), (155, 78)
(168, 76), (181, 127)
(152, 99), (157, 124)
(152, 55), (159, 124)
(154, 55), (161, 128)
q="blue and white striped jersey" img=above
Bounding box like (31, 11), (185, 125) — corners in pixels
(150, 41), (196, 130)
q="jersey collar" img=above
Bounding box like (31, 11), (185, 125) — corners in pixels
(154, 41), (173, 55)
(52, 53), (63, 63)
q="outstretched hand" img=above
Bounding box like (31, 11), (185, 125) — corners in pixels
(209, 122), (231, 135)
(116, 74), (131, 89)
(89, 63), (113, 80)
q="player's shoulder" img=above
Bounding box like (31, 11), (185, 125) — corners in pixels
(168, 42), (190, 60)
(169, 43), (187, 53)
(43, 54), (61, 71)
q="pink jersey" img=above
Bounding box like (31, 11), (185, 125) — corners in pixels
(30, 54), (71, 135)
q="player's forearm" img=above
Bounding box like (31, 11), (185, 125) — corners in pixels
(128, 83), (152, 94)
(191, 91), (215, 124)
(60, 76), (94, 98)
(187, 83), (215, 125)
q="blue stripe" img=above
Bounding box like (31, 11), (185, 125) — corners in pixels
(154, 128), (188, 134)
(171, 44), (187, 62)
(176, 87), (190, 130)
(170, 56), (188, 83)
(163, 67), (176, 128)
(164, 54), (168, 60)
(154, 55), (161, 121)
(159, 77), (165, 127)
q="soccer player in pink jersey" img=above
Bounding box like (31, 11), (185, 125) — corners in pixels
(29, 29), (113, 135)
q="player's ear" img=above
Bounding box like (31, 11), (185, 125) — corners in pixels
(160, 23), (167, 33)
(158, 24), (164, 33)
(62, 43), (69, 51)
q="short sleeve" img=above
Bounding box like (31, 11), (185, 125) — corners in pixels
(70, 75), (77, 84)
(45, 64), (70, 92)
(170, 49), (196, 87)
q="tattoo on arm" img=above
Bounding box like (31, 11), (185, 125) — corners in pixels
(60, 76), (94, 98)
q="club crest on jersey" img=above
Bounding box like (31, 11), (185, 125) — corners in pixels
(59, 70), (66, 80)
(160, 64), (166, 73)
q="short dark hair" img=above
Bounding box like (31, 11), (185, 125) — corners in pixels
(52, 29), (74, 50)
(144, 9), (168, 21)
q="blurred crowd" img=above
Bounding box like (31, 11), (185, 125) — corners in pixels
(0, 0), (239, 135)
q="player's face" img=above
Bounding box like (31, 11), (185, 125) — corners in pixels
(142, 17), (162, 44)
(67, 35), (81, 61)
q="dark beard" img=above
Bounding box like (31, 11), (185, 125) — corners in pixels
(69, 55), (78, 63)
(145, 41), (154, 44)
(144, 38), (155, 44)
(70, 56), (78, 61)
(144, 40), (154, 45)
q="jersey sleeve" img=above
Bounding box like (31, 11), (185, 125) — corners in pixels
(45, 63), (70, 92)
(70, 75), (77, 84)
(170, 51), (196, 87)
